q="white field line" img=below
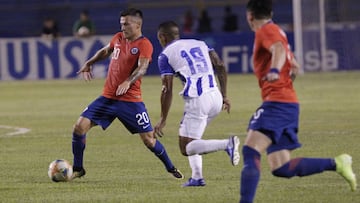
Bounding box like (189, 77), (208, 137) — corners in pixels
(0, 125), (31, 137)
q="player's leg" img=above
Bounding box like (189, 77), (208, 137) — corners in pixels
(240, 130), (271, 203)
(72, 96), (116, 179)
(139, 131), (184, 179)
(269, 150), (336, 178)
(177, 136), (205, 186)
(269, 149), (357, 191)
(184, 136), (240, 166)
(181, 91), (240, 165)
(119, 101), (183, 179)
(72, 116), (95, 178)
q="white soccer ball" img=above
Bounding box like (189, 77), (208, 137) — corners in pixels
(48, 159), (73, 182)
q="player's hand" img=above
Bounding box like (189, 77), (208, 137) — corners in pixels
(154, 120), (166, 138)
(116, 81), (131, 96)
(222, 98), (231, 114)
(77, 63), (93, 81)
(263, 68), (280, 82)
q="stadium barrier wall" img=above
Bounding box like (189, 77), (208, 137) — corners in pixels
(0, 30), (358, 81)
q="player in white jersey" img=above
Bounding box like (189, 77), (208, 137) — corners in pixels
(154, 21), (240, 187)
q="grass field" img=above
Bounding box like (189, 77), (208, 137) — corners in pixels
(0, 71), (359, 203)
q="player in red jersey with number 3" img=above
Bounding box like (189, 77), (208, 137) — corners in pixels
(239, 1), (356, 202)
(71, 8), (183, 180)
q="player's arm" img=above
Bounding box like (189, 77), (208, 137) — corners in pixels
(77, 44), (113, 81)
(116, 57), (150, 96)
(290, 56), (300, 81)
(209, 50), (230, 113)
(265, 41), (286, 82)
(154, 74), (174, 137)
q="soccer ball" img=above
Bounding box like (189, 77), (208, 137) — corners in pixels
(48, 159), (73, 182)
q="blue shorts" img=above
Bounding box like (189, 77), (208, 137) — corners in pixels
(248, 101), (302, 154)
(81, 96), (153, 134)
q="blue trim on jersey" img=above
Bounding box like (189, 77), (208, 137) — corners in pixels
(207, 44), (214, 52)
(196, 77), (202, 96)
(183, 77), (191, 97)
(208, 74), (214, 87)
(158, 53), (174, 75)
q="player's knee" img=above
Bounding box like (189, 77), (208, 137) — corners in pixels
(142, 131), (159, 148)
(73, 123), (87, 135)
(73, 117), (91, 135)
(179, 137), (192, 156)
(141, 135), (155, 148)
(180, 148), (188, 156)
(143, 139), (154, 148)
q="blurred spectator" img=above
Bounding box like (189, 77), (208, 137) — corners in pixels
(41, 17), (60, 39)
(222, 5), (238, 32)
(182, 9), (195, 34)
(196, 9), (212, 33)
(73, 10), (95, 38)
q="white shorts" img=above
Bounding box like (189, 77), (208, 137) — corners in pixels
(179, 89), (223, 139)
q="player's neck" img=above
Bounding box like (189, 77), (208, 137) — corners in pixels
(254, 19), (272, 31)
(128, 32), (143, 42)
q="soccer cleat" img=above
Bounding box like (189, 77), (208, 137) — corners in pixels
(71, 167), (86, 180)
(334, 154), (357, 191)
(182, 178), (206, 187)
(168, 167), (184, 179)
(225, 135), (240, 166)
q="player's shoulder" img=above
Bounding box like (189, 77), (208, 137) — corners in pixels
(136, 35), (153, 46)
(113, 32), (124, 38)
(257, 22), (283, 38)
(261, 22), (282, 33)
(173, 39), (206, 48)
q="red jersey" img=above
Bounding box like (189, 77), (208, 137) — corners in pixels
(102, 32), (153, 102)
(253, 22), (298, 103)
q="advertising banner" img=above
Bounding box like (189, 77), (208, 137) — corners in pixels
(0, 30), (358, 81)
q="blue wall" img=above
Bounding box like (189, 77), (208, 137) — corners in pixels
(2, 27), (360, 81)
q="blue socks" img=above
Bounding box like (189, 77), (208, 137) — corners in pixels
(240, 145), (337, 203)
(272, 157), (336, 178)
(148, 140), (175, 171)
(72, 134), (175, 172)
(240, 146), (261, 203)
(72, 133), (86, 169)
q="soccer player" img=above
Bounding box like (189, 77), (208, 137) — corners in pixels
(154, 21), (240, 187)
(240, 0), (357, 202)
(71, 8), (183, 180)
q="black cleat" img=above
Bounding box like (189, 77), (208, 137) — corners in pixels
(168, 167), (184, 179)
(72, 167), (86, 180)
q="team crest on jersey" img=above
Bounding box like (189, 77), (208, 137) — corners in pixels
(131, 47), (139, 55)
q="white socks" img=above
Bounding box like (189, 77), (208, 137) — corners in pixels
(185, 139), (228, 156)
(188, 154), (203, 179)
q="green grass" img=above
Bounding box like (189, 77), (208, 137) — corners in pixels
(0, 72), (359, 203)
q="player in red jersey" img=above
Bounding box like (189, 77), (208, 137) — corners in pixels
(71, 8), (183, 180)
(240, 1), (356, 202)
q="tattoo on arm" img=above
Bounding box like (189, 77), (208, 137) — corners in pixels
(126, 58), (150, 85)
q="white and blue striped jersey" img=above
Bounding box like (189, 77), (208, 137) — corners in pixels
(158, 39), (217, 98)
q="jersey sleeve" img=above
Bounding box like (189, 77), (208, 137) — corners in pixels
(206, 43), (215, 52)
(158, 53), (174, 75)
(259, 25), (284, 50)
(138, 39), (153, 62)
